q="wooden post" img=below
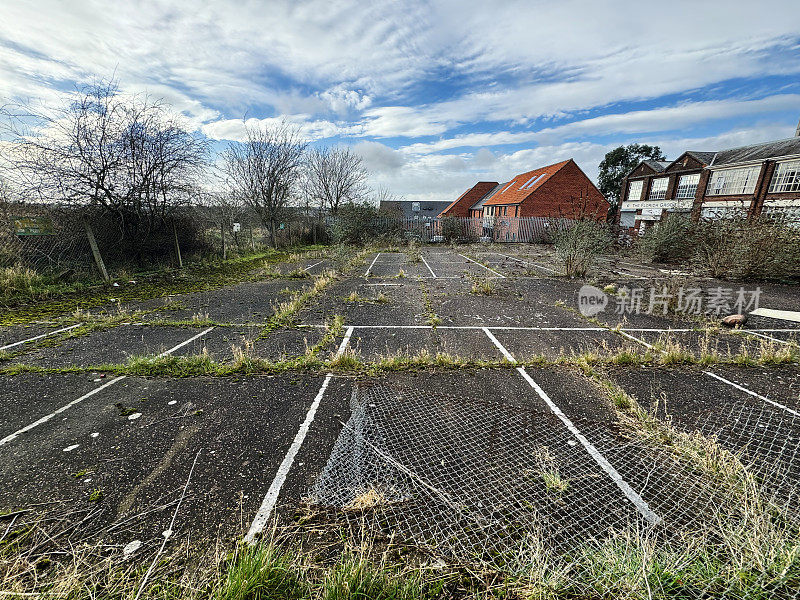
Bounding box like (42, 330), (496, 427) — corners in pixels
(172, 219), (183, 268)
(83, 217), (109, 282)
(221, 222), (226, 259)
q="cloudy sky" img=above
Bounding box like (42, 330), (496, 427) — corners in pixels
(2, 0), (800, 202)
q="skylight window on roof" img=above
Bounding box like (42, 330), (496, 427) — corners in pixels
(520, 173), (545, 190)
(501, 181), (516, 193)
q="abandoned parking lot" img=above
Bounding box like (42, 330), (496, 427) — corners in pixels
(1, 245), (798, 587)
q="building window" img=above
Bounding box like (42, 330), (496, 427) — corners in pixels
(648, 177), (669, 200)
(768, 159), (800, 193)
(707, 166), (760, 196)
(627, 180), (643, 201)
(675, 173), (700, 199)
(412, 201), (420, 212)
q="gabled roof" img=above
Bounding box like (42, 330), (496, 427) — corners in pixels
(685, 151), (716, 165)
(643, 160), (671, 172)
(439, 181), (499, 217)
(710, 137), (800, 167)
(483, 159), (572, 206)
(469, 183), (503, 210)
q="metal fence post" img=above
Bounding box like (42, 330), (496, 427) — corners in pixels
(172, 219), (183, 268)
(82, 216), (110, 282)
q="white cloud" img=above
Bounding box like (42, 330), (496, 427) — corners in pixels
(2, 0), (800, 204)
(352, 141), (405, 173)
(201, 115), (360, 142)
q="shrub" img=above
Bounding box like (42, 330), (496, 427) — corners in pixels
(637, 214), (695, 263)
(553, 220), (612, 277)
(440, 216), (462, 242)
(329, 202), (402, 245)
(691, 218), (800, 280)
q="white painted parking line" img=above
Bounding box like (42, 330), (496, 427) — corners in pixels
(745, 330), (791, 345)
(0, 376), (126, 447)
(364, 253), (381, 277)
(303, 260), (324, 272)
(420, 255), (437, 278)
(482, 329), (661, 525)
(492, 252), (561, 275)
(0, 327), (214, 447)
(156, 327), (215, 357)
(618, 329), (798, 418)
(245, 326), (355, 543)
(750, 308), (800, 323)
(0, 324), (83, 351)
(704, 372), (800, 418)
(618, 330), (654, 349)
(458, 254), (506, 278)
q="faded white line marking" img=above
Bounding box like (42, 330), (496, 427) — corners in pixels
(704, 371), (800, 418)
(302, 260), (324, 272)
(492, 252), (561, 275)
(156, 327), (214, 357)
(0, 376), (126, 447)
(482, 328), (661, 525)
(364, 253), (381, 277)
(481, 327), (515, 362)
(618, 330), (654, 349)
(0, 323), (82, 351)
(420, 255), (437, 278)
(458, 253), (506, 278)
(0, 327), (214, 447)
(745, 330), (790, 345)
(750, 308), (800, 323)
(245, 326), (355, 543)
(618, 329), (798, 417)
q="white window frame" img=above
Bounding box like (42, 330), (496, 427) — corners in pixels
(627, 180), (644, 202)
(768, 159), (800, 193)
(648, 177), (669, 200)
(675, 173), (700, 199)
(707, 166), (760, 196)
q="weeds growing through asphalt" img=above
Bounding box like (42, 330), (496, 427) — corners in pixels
(470, 277), (496, 295)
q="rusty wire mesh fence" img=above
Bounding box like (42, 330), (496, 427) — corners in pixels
(312, 382), (800, 599)
(0, 202), (324, 277)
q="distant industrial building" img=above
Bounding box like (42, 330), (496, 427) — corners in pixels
(379, 199), (451, 221)
(619, 130), (800, 233)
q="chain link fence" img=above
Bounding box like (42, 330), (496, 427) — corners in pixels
(0, 202), (325, 277)
(312, 382), (799, 598)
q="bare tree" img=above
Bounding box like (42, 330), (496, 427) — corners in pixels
(303, 146), (367, 217)
(0, 80), (209, 244)
(220, 120), (307, 247)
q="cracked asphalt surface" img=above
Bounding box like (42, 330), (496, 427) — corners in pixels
(1, 245), (798, 554)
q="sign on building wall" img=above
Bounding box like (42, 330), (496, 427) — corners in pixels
(620, 199), (692, 211)
(12, 216), (55, 236)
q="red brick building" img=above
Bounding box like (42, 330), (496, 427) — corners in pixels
(618, 134), (800, 232)
(438, 159), (609, 241)
(438, 181), (498, 218)
(480, 159), (608, 222)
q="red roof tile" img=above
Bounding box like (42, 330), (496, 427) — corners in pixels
(439, 181), (499, 217)
(483, 160), (571, 206)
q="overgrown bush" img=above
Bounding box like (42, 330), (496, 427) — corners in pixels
(440, 216), (462, 242)
(691, 218), (800, 280)
(637, 214), (695, 263)
(328, 202), (402, 245)
(553, 220), (612, 277)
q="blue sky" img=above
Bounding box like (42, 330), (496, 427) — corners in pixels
(2, 0), (800, 201)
